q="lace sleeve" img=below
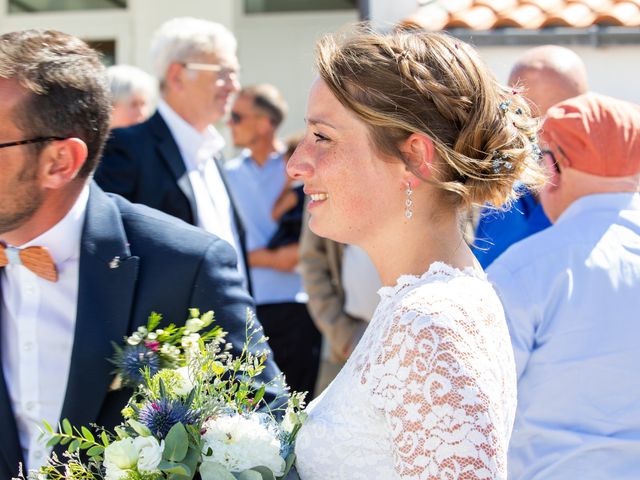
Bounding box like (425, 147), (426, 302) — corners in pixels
(364, 298), (509, 479)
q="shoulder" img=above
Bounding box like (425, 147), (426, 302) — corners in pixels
(108, 193), (234, 261)
(225, 156), (245, 172)
(105, 113), (160, 150)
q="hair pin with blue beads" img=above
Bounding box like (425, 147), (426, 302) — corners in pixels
(492, 150), (513, 174)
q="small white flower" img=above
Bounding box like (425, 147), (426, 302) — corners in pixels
(174, 366), (195, 396)
(134, 436), (164, 473)
(201, 414), (285, 476)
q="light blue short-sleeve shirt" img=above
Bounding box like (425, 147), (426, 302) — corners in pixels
(488, 193), (640, 479)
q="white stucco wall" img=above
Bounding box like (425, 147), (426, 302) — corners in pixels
(478, 44), (640, 105)
(234, 7), (358, 142)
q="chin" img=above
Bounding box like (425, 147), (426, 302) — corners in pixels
(309, 216), (352, 244)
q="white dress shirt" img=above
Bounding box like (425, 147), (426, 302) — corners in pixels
(157, 100), (247, 287)
(341, 244), (380, 322)
(488, 192), (640, 479)
(1, 185), (89, 470)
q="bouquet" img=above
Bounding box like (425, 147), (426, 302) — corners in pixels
(18, 309), (305, 480)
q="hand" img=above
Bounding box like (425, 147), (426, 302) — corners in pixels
(248, 244), (299, 272)
(272, 188), (299, 221)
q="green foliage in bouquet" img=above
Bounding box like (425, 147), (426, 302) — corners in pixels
(18, 309), (306, 480)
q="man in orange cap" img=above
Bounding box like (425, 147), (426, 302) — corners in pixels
(488, 93), (640, 479)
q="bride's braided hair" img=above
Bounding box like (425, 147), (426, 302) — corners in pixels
(316, 27), (545, 209)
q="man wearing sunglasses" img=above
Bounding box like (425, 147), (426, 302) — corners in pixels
(0, 29), (283, 478)
(96, 17), (250, 291)
(488, 93), (640, 478)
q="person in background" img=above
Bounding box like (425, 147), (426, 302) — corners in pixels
(488, 93), (640, 479)
(95, 17), (250, 289)
(106, 64), (157, 129)
(0, 29), (282, 478)
(473, 45), (588, 267)
(225, 84), (321, 398)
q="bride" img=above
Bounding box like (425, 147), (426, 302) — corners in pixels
(287, 28), (544, 479)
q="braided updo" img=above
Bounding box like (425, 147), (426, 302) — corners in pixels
(315, 28), (545, 209)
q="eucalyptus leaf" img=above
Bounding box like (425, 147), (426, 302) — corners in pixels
(62, 419), (72, 435)
(235, 469), (263, 480)
(86, 445), (104, 457)
(158, 460), (190, 476)
(251, 466), (276, 480)
(163, 422), (189, 462)
(128, 418), (152, 437)
(80, 426), (95, 442)
(199, 461), (236, 480)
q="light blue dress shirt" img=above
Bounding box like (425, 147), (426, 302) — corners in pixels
(488, 192), (640, 479)
(225, 152), (306, 306)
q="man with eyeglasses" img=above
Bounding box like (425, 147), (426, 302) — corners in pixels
(488, 93), (640, 479)
(96, 17), (250, 290)
(0, 29), (283, 478)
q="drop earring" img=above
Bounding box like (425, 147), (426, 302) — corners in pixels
(405, 182), (413, 219)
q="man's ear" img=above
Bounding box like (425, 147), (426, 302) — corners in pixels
(399, 132), (435, 180)
(165, 63), (186, 92)
(39, 138), (88, 189)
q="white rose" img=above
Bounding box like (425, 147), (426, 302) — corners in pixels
(103, 438), (138, 479)
(174, 366), (195, 396)
(134, 436), (164, 473)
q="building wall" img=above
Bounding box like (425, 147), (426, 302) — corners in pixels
(479, 44), (640, 105)
(234, 6), (358, 140)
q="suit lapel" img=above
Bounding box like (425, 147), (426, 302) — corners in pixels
(58, 183), (139, 431)
(149, 112), (198, 223)
(0, 282), (23, 478)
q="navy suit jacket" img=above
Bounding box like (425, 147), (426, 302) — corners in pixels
(0, 183), (282, 478)
(94, 111), (251, 292)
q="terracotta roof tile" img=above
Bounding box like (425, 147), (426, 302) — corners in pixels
(403, 0), (640, 30)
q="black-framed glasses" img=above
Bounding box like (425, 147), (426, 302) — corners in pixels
(0, 136), (67, 150)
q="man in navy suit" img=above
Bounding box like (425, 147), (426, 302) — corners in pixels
(95, 17), (251, 290)
(0, 29), (282, 478)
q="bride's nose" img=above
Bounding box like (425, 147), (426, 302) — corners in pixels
(286, 143), (314, 180)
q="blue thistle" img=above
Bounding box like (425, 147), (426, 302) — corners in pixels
(117, 344), (161, 386)
(137, 398), (199, 439)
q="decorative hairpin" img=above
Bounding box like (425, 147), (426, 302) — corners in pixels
(492, 150), (513, 174)
(499, 100), (512, 112)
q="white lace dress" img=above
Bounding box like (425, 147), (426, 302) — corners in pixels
(295, 262), (517, 479)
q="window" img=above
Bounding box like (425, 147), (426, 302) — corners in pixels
(87, 39), (116, 66)
(9, 0), (126, 14)
(245, 0), (356, 14)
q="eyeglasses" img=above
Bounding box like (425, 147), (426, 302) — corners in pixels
(181, 62), (239, 81)
(0, 136), (67, 150)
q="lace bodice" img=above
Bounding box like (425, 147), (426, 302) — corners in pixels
(295, 262), (517, 479)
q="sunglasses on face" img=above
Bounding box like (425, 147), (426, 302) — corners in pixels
(230, 111), (244, 124)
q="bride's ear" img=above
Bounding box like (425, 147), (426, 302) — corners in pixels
(399, 133), (435, 180)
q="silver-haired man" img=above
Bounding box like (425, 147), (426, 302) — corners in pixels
(96, 17), (250, 289)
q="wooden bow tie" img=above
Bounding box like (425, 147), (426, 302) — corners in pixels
(0, 243), (58, 282)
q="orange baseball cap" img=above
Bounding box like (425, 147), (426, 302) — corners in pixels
(542, 93), (640, 177)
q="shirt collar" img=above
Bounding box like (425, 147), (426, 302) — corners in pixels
(241, 149), (284, 169)
(22, 183), (90, 265)
(556, 192), (640, 226)
(157, 99), (225, 170)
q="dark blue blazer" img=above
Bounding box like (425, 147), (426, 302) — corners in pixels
(94, 111), (251, 292)
(0, 183), (283, 478)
